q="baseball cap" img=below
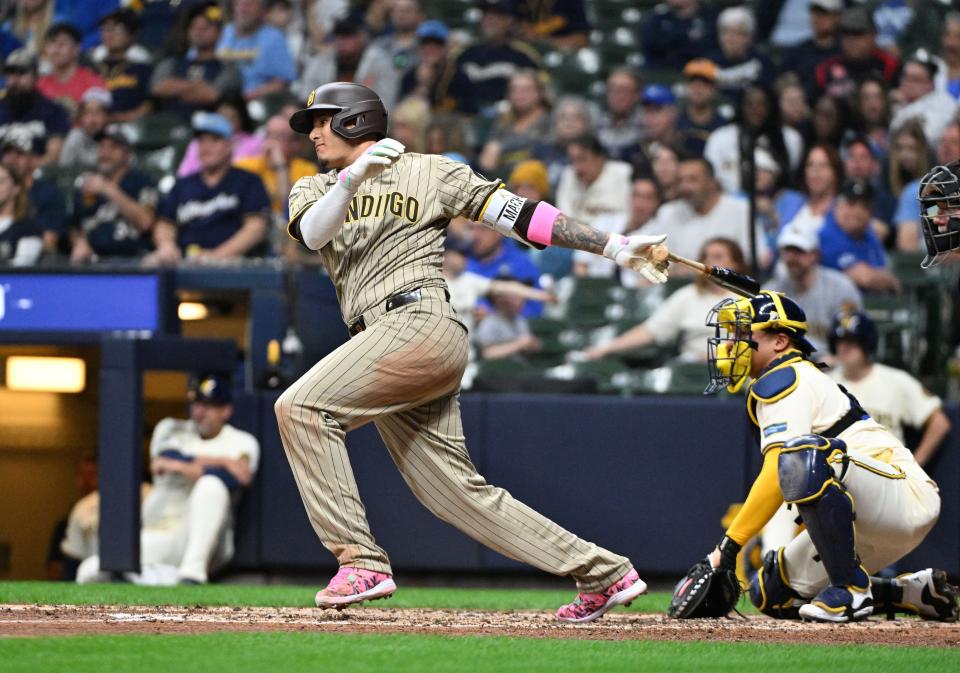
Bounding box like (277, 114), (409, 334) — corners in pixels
(192, 111), (233, 139)
(839, 179), (875, 203)
(4, 48), (37, 73)
(905, 48), (939, 79)
(683, 59), (718, 83)
(777, 226), (819, 252)
(839, 6), (875, 34)
(81, 86), (113, 109)
(508, 159), (549, 198)
(187, 1), (224, 25)
(189, 373), (232, 405)
(95, 123), (134, 147)
(754, 147), (781, 175)
(642, 83), (676, 106)
(810, 0), (843, 13)
(1, 131), (45, 156)
(416, 20), (449, 42)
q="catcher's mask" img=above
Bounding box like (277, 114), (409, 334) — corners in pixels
(705, 291), (814, 395)
(918, 162), (960, 268)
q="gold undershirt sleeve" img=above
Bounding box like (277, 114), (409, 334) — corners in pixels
(726, 446), (784, 546)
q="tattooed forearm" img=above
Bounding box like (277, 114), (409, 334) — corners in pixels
(551, 213), (608, 254)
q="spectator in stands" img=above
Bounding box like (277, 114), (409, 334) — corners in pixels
(709, 6), (774, 104)
(389, 96), (431, 154)
(595, 67), (644, 164)
(58, 87), (111, 171)
(649, 141), (682, 202)
(781, 0), (843, 100)
(778, 143), (841, 239)
(178, 95), (264, 177)
(147, 112), (271, 266)
(0, 49), (70, 165)
(640, 84), (681, 151)
(217, 0), (296, 101)
(890, 49), (958, 147)
(543, 96), (591, 188)
(573, 176), (662, 281)
(678, 58), (730, 158)
(68, 124), (158, 263)
(754, 147), (800, 248)
(874, 0), (951, 61)
(704, 84), (802, 193)
(765, 225), (863, 352)
(640, 0), (718, 72)
(815, 6), (898, 99)
(355, 0), (422, 110)
(465, 219), (543, 318)
(1, 133), (67, 254)
(452, 0), (540, 113)
(0, 162), (41, 267)
(853, 77), (892, 159)
(777, 76), (813, 147)
(887, 119), (931, 205)
(4, 0), (54, 56)
(579, 238), (746, 363)
(474, 277), (542, 361)
(37, 22), (105, 115)
(151, 2), (243, 123)
(819, 180), (901, 293)
(556, 134), (632, 228)
(842, 133), (896, 234)
(295, 20), (365, 100)
(810, 94), (853, 148)
(95, 9), (152, 123)
(76, 373), (260, 586)
(829, 309), (951, 468)
(647, 157), (769, 267)
(398, 20), (476, 115)
(757, 0), (813, 50)
(942, 13), (960, 100)
(478, 69), (551, 178)
(504, 158), (570, 278)
(895, 119), (960, 252)
(235, 113), (316, 228)
(518, 0), (590, 50)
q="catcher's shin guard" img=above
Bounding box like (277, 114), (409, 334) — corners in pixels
(749, 547), (805, 619)
(778, 435), (861, 587)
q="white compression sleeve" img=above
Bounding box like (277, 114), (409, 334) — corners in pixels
(298, 180), (356, 250)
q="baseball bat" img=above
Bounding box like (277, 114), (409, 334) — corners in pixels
(649, 245), (760, 298)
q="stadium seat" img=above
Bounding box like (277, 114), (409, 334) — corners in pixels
(125, 112), (191, 151)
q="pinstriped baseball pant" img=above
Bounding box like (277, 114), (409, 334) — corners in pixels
(274, 290), (632, 592)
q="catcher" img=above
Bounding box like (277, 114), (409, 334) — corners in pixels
(918, 160), (960, 268)
(669, 291), (958, 623)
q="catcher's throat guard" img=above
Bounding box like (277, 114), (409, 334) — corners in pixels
(918, 162), (960, 268)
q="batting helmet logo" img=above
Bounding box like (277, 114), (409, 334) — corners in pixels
(306, 89), (316, 107)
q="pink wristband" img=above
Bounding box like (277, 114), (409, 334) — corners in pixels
(527, 201), (561, 246)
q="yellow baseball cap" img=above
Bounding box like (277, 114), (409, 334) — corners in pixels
(683, 59), (718, 83)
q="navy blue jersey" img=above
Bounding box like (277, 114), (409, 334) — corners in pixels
(452, 42), (540, 109)
(152, 56), (242, 121)
(98, 58), (153, 113)
(28, 177), (68, 236)
(72, 169), (159, 257)
(0, 216), (41, 263)
(0, 92), (70, 146)
(158, 167), (270, 253)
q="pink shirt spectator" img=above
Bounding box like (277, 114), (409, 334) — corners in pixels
(37, 67), (106, 110)
(176, 132), (264, 177)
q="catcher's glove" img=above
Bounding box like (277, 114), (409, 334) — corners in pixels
(669, 536), (742, 618)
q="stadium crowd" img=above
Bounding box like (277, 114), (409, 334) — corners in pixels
(0, 0), (958, 391)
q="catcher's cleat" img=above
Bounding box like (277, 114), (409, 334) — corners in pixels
(315, 567), (397, 609)
(894, 569), (960, 622)
(555, 568), (647, 623)
(799, 568), (873, 623)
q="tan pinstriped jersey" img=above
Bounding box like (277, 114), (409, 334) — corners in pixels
(288, 153), (501, 325)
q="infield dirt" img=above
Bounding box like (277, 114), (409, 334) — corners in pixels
(2, 604), (959, 646)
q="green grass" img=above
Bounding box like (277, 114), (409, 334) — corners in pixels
(0, 581), (673, 613)
(1, 633), (956, 673)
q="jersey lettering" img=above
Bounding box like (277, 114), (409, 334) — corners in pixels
(344, 191), (420, 225)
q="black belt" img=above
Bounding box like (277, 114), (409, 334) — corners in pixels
(348, 288), (449, 336)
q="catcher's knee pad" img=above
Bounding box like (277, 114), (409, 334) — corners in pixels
(749, 548), (804, 619)
(777, 434), (846, 503)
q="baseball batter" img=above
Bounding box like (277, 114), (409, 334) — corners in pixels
(275, 82), (668, 623)
(700, 291), (956, 622)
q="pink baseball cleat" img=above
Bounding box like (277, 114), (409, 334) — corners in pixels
(556, 568), (648, 623)
(315, 567), (397, 610)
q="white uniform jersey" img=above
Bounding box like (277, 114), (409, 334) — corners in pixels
(829, 363), (942, 446)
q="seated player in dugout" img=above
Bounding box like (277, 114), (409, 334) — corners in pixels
(76, 374), (259, 585)
(699, 291), (957, 623)
(277, 82), (670, 624)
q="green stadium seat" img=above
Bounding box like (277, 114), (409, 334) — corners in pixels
(125, 113), (191, 151)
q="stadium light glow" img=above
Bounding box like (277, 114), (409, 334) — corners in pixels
(178, 302), (209, 321)
(6, 356), (86, 393)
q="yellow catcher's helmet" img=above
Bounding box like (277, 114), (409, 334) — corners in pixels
(704, 291), (814, 394)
